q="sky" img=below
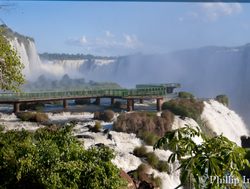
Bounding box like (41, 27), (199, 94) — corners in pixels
(0, 1), (250, 56)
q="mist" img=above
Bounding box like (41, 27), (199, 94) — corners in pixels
(75, 45), (250, 126)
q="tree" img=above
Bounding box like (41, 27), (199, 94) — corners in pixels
(154, 126), (249, 189)
(0, 28), (24, 92)
(0, 124), (125, 188)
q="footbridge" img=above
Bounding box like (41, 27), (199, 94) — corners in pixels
(0, 83), (180, 113)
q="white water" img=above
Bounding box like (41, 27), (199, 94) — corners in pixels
(10, 37), (116, 80)
(201, 100), (249, 146)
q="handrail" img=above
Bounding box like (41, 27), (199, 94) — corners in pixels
(0, 85), (177, 101)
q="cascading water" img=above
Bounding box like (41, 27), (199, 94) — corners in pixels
(201, 100), (249, 146)
(10, 37), (42, 80)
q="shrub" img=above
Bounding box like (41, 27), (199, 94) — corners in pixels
(0, 125), (124, 189)
(162, 99), (204, 121)
(103, 110), (115, 122)
(133, 146), (147, 157)
(16, 112), (49, 123)
(0, 125), (4, 132)
(16, 112), (36, 121)
(178, 91), (194, 99)
(94, 110), (115, 122)
(138, 131), (160, 146)
(146, 152), (159, 169)
(137, 163), (150, 180)
(90, 121), (102, 132)
(157, 160), (170, 173)
(215, 94), (229, 106)
(35, 112), (49, 123)
(113, 112), (173, 139)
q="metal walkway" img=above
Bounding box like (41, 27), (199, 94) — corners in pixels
(0, 83), (180, 112)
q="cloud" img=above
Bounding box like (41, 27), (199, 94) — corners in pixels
(66, 35), (88, 46)
(105, 30), (114, 38)
(65, 32), (142, 55)
(201, 3), (242, 21)
(123, 34), (140, 49)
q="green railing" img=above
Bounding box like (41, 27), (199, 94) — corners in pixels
(0, 86), (173, 101)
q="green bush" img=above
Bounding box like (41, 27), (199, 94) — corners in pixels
(91, 121), (102, 132)
(146, 152), (159, 169)
(178, 91), (194, 99)
(16, 112), (48, 123)
(215, 94), (229, 106)
(137, 163), (150, 180)
(0, 125), (124, 189)
(138, 131), (160, 146)
(157, 160), (170, 173)
(133, 145), (148, 157)
(0, 125), (4, 132)
(162, 99), (204, 121)
(35, 112), (49, 123)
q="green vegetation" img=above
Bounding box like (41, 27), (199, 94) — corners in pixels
(133, 146), (170, 173)
(133, 145), (148, 157)
(146, 152), (159, 168)
(154, 126), (249, 189)
(22, 74), (121, 92)
(113, 111), (174, 142)
(129, 163), (162, 188)
(0, 24), (34, 42)
(16, 112), (49, 123)
(162, 99), (204, 121)
(215, 94), (229, 106)
(39, 52), (115, 61)
(136, 163), (150, 180)
(138, 131), (160, 146)
(94, 110), (115, 122)
(90, 121), (102, 132)
(0, 27), (25, 92)
(178, 91), (194, 99)
(0, 125), (124, 189)
(157, 160), (170, 173)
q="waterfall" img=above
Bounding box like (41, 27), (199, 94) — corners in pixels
(201, 100), (249, 146)
(10, 37), (42, 80)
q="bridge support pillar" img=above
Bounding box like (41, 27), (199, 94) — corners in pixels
(63, 99), (68, 109)
(13, 102), (20, 113)
(111, 97), (115, 105)
(95, 97), (101, 105)
(127, 99), (134, 111)
(139, 99), (144, 104)
(156, 98), (163, 111)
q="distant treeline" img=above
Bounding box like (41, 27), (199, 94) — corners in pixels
(22, 74), (121, 91)
(39, 53), (116, 61)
